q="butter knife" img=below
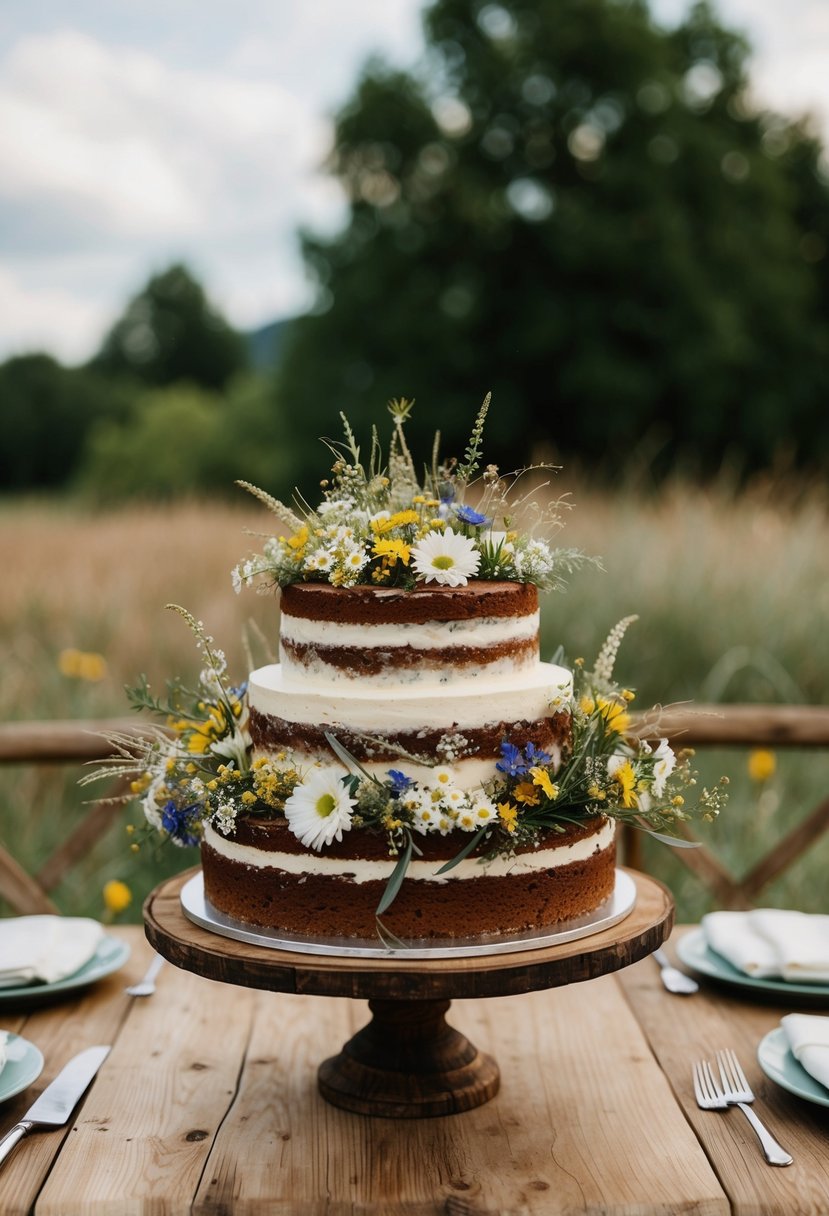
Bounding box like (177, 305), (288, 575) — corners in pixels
(0, 1045), (110, 1169)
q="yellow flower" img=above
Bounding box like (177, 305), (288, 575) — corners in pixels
(286, 524), (309, 552)
(530, 767), (558, 800)
(103, 880), (132, 915)
(580, 695), (595, 715)
(58, 648), (108, 682)
(497, 801), (518, 833)
(612, 761), (637, 808)
(370, 510), (419, 534)
(597, 697), (630, 735)
(241, 790), (257, 805)
(748, 749), (776, 783)
(372, 538), (411, 567)
(514, 782), (541, 806)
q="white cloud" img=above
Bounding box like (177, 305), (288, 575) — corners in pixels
(0, 265), (105, 361)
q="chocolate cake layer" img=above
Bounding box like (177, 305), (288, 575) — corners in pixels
(249, 708), (572, 763)
(201, 819), (616, 940)
(280, 634), (539, 677)
(281, 581), (538, 625)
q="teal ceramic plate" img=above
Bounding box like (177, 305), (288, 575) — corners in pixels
(757, 1027), (829, 1108)
(676, 929), (829, 1000)
(0, 936), (130, 1007)
(0, 1035), (44, 1103)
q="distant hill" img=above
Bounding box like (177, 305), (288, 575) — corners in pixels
(246, 318), (292, 370)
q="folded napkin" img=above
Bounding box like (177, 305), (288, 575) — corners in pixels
(0, 916), (104, 988)
(701, 909), (829, 983)
(782, 1013), (829, 1092)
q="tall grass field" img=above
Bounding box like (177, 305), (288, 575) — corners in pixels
(1, 478), (827, 925)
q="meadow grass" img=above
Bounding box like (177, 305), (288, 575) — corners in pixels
(1, 479), (827, 925)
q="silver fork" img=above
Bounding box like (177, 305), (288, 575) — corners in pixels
(125, 953), (165, 997)
(692, 1054), (793, 1166)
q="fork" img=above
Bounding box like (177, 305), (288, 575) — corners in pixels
(125, 953), (165, 997)
(692, 1054), (793, 1166)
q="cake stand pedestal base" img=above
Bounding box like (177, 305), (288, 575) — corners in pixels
(144, 867), (674, 1120)
(318, 997), (499, 1118)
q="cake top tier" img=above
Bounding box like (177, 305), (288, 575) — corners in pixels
(234, 397), (590, 596)
(280, 580), (538, 624)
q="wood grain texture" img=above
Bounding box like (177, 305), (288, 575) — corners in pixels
(191, 980), (726, 1215)
(618, 929), (829, 1216)
(144, 867), (674, 1001)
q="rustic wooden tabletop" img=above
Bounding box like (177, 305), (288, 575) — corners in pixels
(0, 919), (827, 1214)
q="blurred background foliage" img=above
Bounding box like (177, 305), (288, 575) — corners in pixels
(2, 0), (829, 503)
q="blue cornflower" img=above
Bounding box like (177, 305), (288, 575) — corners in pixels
(454, 504), (491, 527)
(161, 800), (202, 848)
(495, 740), (527, 777)
(387, 769), (415, 795)
(523, 741), (551, 767)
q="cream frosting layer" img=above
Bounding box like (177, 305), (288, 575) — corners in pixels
(248, 661), (573, 732)
(203, 819), (615, 885)
(280, 610), (540, 650)
(251, 751), (563, 791)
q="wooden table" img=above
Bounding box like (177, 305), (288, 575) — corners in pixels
(0, 924), (826, 1214)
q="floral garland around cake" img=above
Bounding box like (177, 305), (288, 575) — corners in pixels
(232, 396), (594, 594)
(87, 608), (728, 923)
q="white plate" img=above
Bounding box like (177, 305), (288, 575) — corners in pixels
(0, 1035), (44, 1103)
(757, 1027), (829, 1108)
(0, 936), (130, 1006)
(676, 928), (829, 1000)
(181, 868), (637, 959)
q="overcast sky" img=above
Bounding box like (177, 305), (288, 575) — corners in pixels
(1, 0), (828, 364)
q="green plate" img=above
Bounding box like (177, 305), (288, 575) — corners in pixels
(757, 1027), (829, 1108)
(0, 936), (130, 1007)
(0, 1035), (44, 1103)
(676, 928), (829, 1000)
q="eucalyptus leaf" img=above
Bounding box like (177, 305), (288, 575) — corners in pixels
(644, 829), (702, 849)
(434, 825), (489, 875)
(374, 917), (410, 951)
(375, 831), (413, 916)
(324, 731), (378, 785)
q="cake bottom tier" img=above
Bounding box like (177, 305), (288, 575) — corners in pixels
(200, 817), (616, 941)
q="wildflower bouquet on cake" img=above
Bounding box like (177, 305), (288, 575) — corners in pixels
(232, 395), (590, 595)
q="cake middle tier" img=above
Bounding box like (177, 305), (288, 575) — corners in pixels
(248, 660), (573, 789)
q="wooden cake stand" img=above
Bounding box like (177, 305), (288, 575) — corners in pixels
(144, 867), (673, 1119)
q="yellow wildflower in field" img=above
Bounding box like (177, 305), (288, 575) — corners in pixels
(103, 879), (132, 915)
(748, 749), (776, 783)
(58, 648), (108, 682)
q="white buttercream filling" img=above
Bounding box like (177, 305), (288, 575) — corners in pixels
(203, 818), (615, 885)
(280, 611), (539, 650)
(248, 661), (573, 732)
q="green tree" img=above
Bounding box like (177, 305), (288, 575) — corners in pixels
(275, 0), (829, 487)
(76, 377), (291, 502)
(91, 263), (248, 392)
(0, 354), (136, 492)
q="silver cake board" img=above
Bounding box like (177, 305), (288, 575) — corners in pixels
(180, 868), (637, 960)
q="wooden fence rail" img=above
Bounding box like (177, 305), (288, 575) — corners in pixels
(1, 704), (828, 915)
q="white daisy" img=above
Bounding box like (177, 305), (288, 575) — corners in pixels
(410, 527), (481, 587)
(470, 794), (497, 825)
(428, 765), (456, 790)
(651, 739), (676, 797)
(456, 808), (480, 831)
(444, 787), (467, 809)
(283, 770), (357, 851)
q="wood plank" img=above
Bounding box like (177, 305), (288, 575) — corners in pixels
(618, 929), (829, 1216)
(630, 703), (829, 748)
(35, 950), (256, 1216)
(0, 718), (154, 764)
(0, 928), (144, 1216)
(740, 794), (829, 899)
(0, 849), (57, 914)
(194, 978), (726, 1215)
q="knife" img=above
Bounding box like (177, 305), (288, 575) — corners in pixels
(0, 1045), (110, 1169)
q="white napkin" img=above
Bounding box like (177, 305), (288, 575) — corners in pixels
(701, 910), (829, 983)
(0, 916), (104, 987)
(0, 1030), (8, 1076)
(782, 1013), (829, 1091)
